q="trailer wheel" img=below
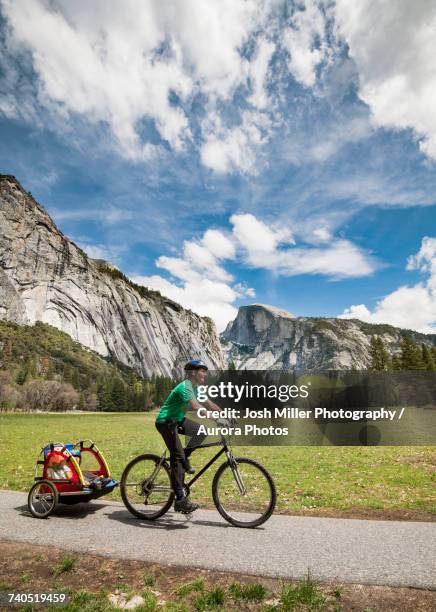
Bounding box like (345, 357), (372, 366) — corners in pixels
(28, 480), (58, 518)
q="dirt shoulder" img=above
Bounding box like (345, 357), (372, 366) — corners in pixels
(0, 539), (435, 611)
(275, 507), (436, 522)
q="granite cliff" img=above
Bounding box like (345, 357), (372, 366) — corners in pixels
(0, 175), (224, 377)
(221, 303), (436, 370)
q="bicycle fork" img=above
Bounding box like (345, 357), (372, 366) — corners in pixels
(225, 449), (247, 496)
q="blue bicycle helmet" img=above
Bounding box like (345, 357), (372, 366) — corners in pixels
(184, 359), (208, 371)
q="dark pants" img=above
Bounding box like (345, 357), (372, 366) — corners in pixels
(155, 417), (206, 498)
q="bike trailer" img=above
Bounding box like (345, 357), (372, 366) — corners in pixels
(28, 439), (118, 518)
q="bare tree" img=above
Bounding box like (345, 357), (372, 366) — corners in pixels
(55, 383), (79, 411)
(0, 379), (22, 411)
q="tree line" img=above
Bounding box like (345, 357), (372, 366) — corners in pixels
(0, 363), (175, 413)
(0, 321), (175, 412)
(369, 335), (436, 371)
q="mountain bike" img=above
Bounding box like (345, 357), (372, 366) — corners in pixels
(120, 425), (276, 528)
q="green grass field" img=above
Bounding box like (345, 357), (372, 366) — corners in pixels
(0, 412), (435, 515)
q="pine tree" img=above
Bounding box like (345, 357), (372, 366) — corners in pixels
(2, 338), (13, 364)
(391, 354), (402, 370)
(369, 336), (391, 370)
(421, 344), (435, 371)
(143, 381), (151, 411)
(228, 360), (237, 371)
(400, 336), (424, 370)
(63, 363), (73, 384)
(71, 368), (81, 390)
(111, 378), (126, 411)
(16, 364), (28, 385)
(97, 379), (112, 411)
(27, 355), (37, 378)
(78, 392), (86, 410)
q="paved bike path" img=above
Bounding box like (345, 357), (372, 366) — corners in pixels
(0, 490), (434, 589)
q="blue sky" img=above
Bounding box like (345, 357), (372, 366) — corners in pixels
(1, 1), (436, 332)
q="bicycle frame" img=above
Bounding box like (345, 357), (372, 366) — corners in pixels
(147, 434), (247, 496)
(185, 442), (226, 489)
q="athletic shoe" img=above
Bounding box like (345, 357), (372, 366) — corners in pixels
(174, 497), (199, 513)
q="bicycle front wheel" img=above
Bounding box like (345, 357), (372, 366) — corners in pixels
(212, 457), (276, 528)
(120, 454), (174, 520)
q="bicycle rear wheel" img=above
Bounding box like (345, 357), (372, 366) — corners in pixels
(212, 457), (276, 528)
(120, 454), (174, 520)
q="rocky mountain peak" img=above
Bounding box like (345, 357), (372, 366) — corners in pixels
(222, 303), (297, 349)
(221, 304), (436, 371)
(250, 304), (296, 319)
(0, 174), (57, 225)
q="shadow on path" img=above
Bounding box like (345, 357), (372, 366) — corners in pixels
(106, 509), (242, 531)
(15, 501), (108, 520)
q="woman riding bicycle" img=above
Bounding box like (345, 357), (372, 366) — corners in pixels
(155, 359), (219, 514)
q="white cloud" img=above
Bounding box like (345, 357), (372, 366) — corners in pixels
(132, 225), (251, 331)
(76, 241), (113, 261)
(248, 37), (275, 109)
(200, 110), (272, 174)
(0, 0), (265, 163)
(132, 213), (375, 331)
(3, 0), (436, 174)
(335, 0), (436, 160)
(283, 0), (330, 88)
(52, 205), (132, 224)
(131, 274), (239, 332)
(312, 227), (332, 242)
(308, 115), (371, 162)
(231, 213), (374, 278)
(201, 229), (235, 260)
(154, 256), (201, 284)
(2, 0), (362, 174)
(231, 213), (294, 262)
(407, 236), (436, 291)
(340, 237), (436, 333)
(182, 241), (232, 282)
(234, 283), (256, 298)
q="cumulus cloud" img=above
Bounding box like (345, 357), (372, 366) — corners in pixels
(131, 227), (250, 331)
(231, 213), (375, 278)
(335, 0), (436, 160)
(340, 237), (436, 333)
(201, 229), (235, 260)
(131, 213), (375, 330)
(231, 213), (294, 260)
(131, 274), (241, 332)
